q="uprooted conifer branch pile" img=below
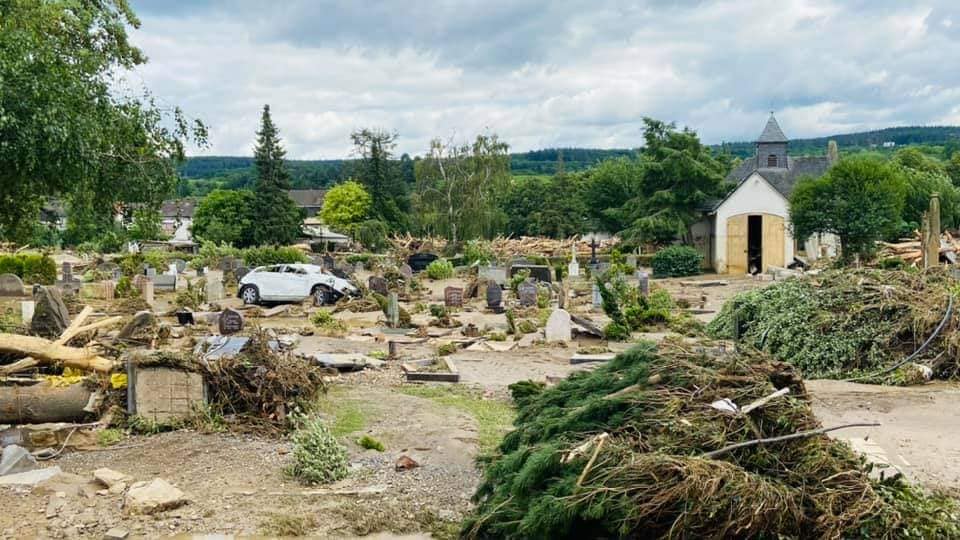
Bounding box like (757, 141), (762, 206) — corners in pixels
(707, 268), (960, 381)
(130, 333), (327, 432)
(463, 342), (959, 539)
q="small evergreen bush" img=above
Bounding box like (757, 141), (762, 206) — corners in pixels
(651, 245), (702, 278)
(425, 259), (454, 280)
(0, 253), (56, 284)
(287, 417), (349, 485)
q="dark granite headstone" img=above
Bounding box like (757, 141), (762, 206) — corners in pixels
(368, 276), (389, 296)
(444, 286), (463, 308)
(485, 280), (503, 312)
(510, 264), (552, 283)
(322, 254), (335, 271)
(235, 266), (250, 280)
(407, 253), (438, 273)
(218, 308), (244, 335)
(518, 281), (538, 307)
(61, 262), (73, 282)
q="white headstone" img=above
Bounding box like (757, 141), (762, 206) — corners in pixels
(545, 309), (572, 342)
(167, 263), (178, 276)
(20, 301), (35, 324)
(592, 283), (602, 308)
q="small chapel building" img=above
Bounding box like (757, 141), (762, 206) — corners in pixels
(691, 114), (839, 274)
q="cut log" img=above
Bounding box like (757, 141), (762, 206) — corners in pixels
(0, 333), (116, 372)
(0, 381), (92, 423)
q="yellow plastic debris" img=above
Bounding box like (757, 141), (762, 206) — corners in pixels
(44, 375), (86, 388)
(110, 373), (128, 389)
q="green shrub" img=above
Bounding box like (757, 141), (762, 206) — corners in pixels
(243, 246), (309, 268)
(192, 241), (244, 270)
(603, 321), (631, 341)
(463, 240), (494, 265)
(287, 416), (349, 485)
(509, 269), (530, 293)
(357, 435), (385, 452)
(0, 253), (56, 284)
(438, 342), (459, 356)
(425, 259), (454, 280)
(651, 245), (702, 278)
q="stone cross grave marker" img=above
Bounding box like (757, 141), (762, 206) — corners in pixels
(444, 286), (463, 308)
(219, 308), (244, 335)
(518, 281), (538, 307)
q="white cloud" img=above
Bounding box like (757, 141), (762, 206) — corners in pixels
(126, 0), (960, 157)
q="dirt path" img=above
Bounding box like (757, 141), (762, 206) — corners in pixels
(807, 379), (960, 492)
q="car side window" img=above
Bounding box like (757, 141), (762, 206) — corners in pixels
(266, 265), (282, 273)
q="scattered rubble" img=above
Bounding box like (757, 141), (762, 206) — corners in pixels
(124, 478), (188, 515)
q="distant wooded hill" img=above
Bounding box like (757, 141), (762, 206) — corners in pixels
(177, 126), (960, 194)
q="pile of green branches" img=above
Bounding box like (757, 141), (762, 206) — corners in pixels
(464, 342), (959, 538)
(707, 268), (959, 380)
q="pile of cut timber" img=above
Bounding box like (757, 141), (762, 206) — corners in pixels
(879, 231), (960, 266)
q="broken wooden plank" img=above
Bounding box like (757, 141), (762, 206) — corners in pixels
(678, 280), (728, 287)
(259, 305), (290, 318)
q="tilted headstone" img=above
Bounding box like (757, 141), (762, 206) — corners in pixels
(485, 280), (503, 312)
(0, 274), (25, 296)
(218, 308), (244, 335)
(368, 276), (389, 296)
(31, 286), (70, 338)
(444, 286), (464, 308)
(518, 281), (538, 307)
(545, 308), (572, 342)
(399, 264), (414, 280)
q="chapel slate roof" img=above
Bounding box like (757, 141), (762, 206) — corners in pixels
(706, 155), (831, 212)
(757, 114), (789, 143)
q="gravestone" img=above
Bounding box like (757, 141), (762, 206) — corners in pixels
(592, 282), (602, 308)
(518, 281), (538, 307)
(485, 281), (503, 313)
(510, 264), (552, 283)
(132, 367), (206, 423)
(234, 266), (250, 280)
(152, 275), (176, 292)
(218, 257), (241, 273)
(626, 254), (638, 269)
(98, 262), (120, 275)
(61, 262), (73, 282)
(399, 264), (414, 280)
(444, 286), (463, 308)
(545, 308), (572, 342)
(20, 301), (35, 324)
(145, 266), (157, 278)
(355, 263), (364, 274)
(568, 245), (580, 278)
(172, 259), (187, 273)
(368, 276), (389, 296)
(139, 280), (154, 305)
(322, 254), (335, 271)
(218, 308), (244, 335)
(167, 263), (178, 276)
(478, 265), (507, 286)
(638, 271), (650, 297)
(102, 280), (115, 301)
(387, 292), (400, 328)
(175, 275), (188, 291)
(205, 271), (224, 302)
(407, 253), (438, 273)
(31, 286), (70, 338)
(0, 274), (25, 296)
(112, 268), (122, 281)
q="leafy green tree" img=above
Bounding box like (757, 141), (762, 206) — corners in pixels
(945, 152), (960, 187)
(893, 149), (960, 232)
(621, 118), (728, 244)
(350, 129), (410, 230)
(251, 105), (303, 246)
(413, 134), (511, 242)
(0, 0), (206, 242)
(501, 173), (588, 238)
(320, 180), (372, 233)
(581, 157), (645, 233)
(790, 156), (906, 262)
(128, 208), (166, 241)
(192, 189), (256, 246)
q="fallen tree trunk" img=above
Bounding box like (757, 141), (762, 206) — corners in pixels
(0, 381), (92, 423)
(0, 334), (116, 372)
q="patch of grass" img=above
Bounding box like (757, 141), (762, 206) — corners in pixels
(96, 428), (124, 447)
(357, 434), (385, 451)
(259, 513), (317, 536)
(437, 342), (458, 356)
(399, 385), (515, 456)
(314, 387), (366, 437)
(335, 500), (460, 539)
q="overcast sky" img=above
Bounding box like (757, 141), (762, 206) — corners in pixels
(126, 0), (960, 159)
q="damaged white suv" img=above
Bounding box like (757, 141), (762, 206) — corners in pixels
(237, 263), (358, 305)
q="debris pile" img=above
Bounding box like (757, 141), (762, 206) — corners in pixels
(708, 268), (959, 381)
(878, 231), (960, 266)
(463, 342), (959, 539)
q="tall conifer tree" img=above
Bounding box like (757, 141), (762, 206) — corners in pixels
(251, 105), (302, 245)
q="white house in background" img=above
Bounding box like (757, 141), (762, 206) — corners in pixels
(691, 114), (839, 274)
(160, 199), (196, 237)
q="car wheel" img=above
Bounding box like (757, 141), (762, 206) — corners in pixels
(312, 285), (332, 306)
(240, 285), (260, 305)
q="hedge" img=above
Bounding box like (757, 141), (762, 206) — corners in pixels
(0, 253), (57, 284)
(651, 245), (702, 278)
